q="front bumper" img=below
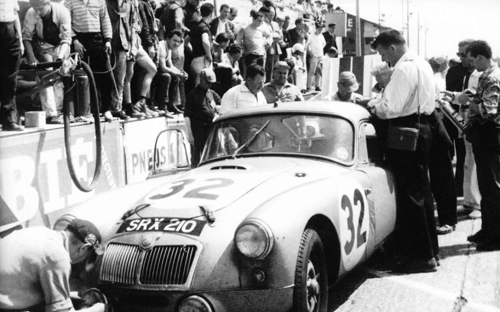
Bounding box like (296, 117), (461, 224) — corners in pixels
(102, 286), (294, 312)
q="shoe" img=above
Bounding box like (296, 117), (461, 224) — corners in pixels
(467, 230), (487, 244)
(48, 115), (64, 124)
(111, 111), (130, 120)
(476, 240), (500, 252)
(2, 122), (24, 131)
(149, 105), (165, 117)
(436, 224), (455, 235)
(144, 105), (159, 118)
(392, 257), (438, 274)
(468, 209), (481, 219)
(74, 116), (94, 123)
(104, 111), (113, 122)
(315, 87), (321, 92)
(435, 254), (440, 266)
(167, 102), (183, 114)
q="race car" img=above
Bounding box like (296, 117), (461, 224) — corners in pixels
(56, 101), (397, 312)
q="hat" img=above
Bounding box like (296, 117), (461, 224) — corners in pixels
(328, 23), (336, 27)
(338, 71), (359, 92)
(67, 219), (105, 255)
(274, 61), (290, 70)
(292, 43), (305, 54)
(201, 68), (216, 83)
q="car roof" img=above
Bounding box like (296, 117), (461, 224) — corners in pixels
(216, 101), (372, 124)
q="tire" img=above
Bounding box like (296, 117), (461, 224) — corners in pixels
(293, 229), (328, 312)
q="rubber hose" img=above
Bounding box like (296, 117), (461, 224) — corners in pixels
(63, 60), (102, 192)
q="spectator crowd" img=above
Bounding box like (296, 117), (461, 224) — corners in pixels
(1, 0), (343, 131)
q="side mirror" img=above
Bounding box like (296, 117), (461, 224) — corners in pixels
(149, 129), (191, 178)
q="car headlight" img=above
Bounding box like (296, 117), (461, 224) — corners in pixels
(178, 295), (212, 312)
(234, 220), (274, 260)
(53, 214), (76, 231)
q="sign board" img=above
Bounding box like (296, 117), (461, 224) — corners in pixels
(0, 122), (124, 231)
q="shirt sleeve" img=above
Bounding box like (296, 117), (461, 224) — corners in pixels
(58, 5), (72, 45)
(371, 64), (414, 119)
(22, 9), (36, 41)
(478, 75), (500, 119)
(101, 0), (113, 40)
(220, 89), (237, 114)
(40, 258), (73, 312)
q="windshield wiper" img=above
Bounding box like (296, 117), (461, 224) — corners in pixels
(232, 120), (271, 158)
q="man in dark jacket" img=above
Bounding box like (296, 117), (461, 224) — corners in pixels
(322, 22), (337, 55)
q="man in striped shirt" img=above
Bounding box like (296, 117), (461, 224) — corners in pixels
(64, 0), (117, 120)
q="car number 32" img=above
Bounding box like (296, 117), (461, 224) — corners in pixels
(338, 181), (370, 271)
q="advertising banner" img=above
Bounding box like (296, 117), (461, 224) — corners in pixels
(0, 122), (124, 231)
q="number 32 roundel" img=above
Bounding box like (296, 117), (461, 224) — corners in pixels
(338, 179), (370, 271)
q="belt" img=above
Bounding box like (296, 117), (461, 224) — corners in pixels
(390, 113), (430, 127)
(0, 21), (15, 25)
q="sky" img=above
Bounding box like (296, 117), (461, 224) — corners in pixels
(332, 0), (500, 60)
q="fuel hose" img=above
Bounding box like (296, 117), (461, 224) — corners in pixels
(63, 60), (102, 192)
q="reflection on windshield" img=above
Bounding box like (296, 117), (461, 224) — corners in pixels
(202, 114), (354, 164)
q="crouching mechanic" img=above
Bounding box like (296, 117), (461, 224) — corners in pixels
(0, 219), (106, 312)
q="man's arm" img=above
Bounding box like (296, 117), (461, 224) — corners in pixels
(202, 32), (212, 62)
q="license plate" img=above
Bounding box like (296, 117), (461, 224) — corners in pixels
(117, 218), (207, 236)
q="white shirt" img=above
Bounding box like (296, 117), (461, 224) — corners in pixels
(308, 33), (326, 58)
(0, 0), (19, 22)
(369, 52), (436, 119)
(220, 83), (267, 114)
(216, 18), (227, 37)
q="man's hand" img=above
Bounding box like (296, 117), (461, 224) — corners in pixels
(74, 39), (86, 58)
(28, 56), (38, 67)
(104, 42), (112, 55)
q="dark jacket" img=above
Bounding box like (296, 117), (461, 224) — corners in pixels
(209, 17), (235, 39)
(322, 30), (338, 55)
(138, 0), (157, 49)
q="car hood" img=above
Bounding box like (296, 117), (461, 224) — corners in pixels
(130, 157), (344, 220)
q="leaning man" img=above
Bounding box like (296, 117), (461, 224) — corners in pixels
(262, 61), (304, 103)
(0, 219), (106, 312)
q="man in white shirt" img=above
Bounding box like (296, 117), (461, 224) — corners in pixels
(367, 29), (438, 274)
(220, 64), (267, 114)
(307, 22), (326, 91)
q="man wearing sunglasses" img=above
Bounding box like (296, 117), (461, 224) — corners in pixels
(0, 219), (105, 312)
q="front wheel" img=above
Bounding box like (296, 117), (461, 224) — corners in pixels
(293, 229), (328, 312)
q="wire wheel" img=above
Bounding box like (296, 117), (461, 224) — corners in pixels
(293, 229), (328, 312)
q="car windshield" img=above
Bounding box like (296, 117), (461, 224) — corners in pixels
(201, 114), (354, 164)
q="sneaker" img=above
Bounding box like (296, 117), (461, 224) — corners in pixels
(2, 122), (24, 131)
(48, 115), (64, 124)
(392, 257), (438, 274)
(315, 87), (321, 92)
(103, 111), (113, 122)
(468, 209), (481, 219)
(436, 224), (455, 235)
(149, 105), (165, 117)
(111, 111), (130, 120)
(144, 105), (158, 118)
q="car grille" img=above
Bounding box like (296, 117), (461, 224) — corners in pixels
(100, 243), (197, 285)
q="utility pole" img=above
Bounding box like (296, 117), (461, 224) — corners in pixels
(407, 0), (410, 46)
(355, 0), (362, 56)
(417, 11), (420, 55)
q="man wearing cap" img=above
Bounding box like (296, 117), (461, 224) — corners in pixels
(262, 61), (304, 103)
(333, 71), (369, 104)
(322, 23), (337, 55)
(184, 68), (221, 166)
(0, 219), (105, 312)
(366, 29), (438, 273)
(220, 64), (267, 114)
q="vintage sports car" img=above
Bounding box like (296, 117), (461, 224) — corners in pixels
(56, 102), (397, 312)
